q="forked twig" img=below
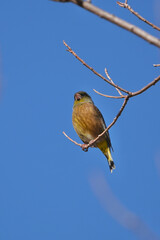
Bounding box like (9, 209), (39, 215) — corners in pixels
(105, 68), (123, 96)
(64, 41), (131, 95)
(62, 42), (160, 151)
(93, 68), (125, 99)
(117, 1), (160, 31)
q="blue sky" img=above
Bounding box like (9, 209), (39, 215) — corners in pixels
(0, 0), (160, 239)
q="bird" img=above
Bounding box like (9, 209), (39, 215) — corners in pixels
(72, 91), (115, 172)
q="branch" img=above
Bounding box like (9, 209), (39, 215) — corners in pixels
(131, 75), (160, 97)
(51, 0), (160, 48)
(117, 1), (160, 31)
(63, 131), (82, 147)
(63, 41), (131, 94)
(62, 42), (160, 151)
(93, 89), (124, 99)
(105, 68), (123, 96)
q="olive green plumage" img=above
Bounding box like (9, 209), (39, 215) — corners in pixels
(72, 91), (115, 172)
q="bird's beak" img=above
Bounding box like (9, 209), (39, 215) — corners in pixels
(75, 93), (81, 101)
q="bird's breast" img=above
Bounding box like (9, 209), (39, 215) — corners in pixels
(72, 103), (105, 144)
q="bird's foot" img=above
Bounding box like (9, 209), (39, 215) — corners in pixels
(81, 144), (88, 152)
(81, 140), (95, 152)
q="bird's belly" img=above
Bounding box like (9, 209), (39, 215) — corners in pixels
(72, 103), (107, 144)
(72, 115), (94, 143)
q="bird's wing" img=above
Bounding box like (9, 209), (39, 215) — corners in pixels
(93, 105), (113, 150)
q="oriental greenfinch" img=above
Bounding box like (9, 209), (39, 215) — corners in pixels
(72, 91), (115, 173)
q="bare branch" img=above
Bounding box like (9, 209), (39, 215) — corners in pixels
(93, 89), (125, 99)
(63, 41), (131, 94)
(107, 96), (129, 130)
(68, 74), (160, 151)
(64, 41), (160, 99)
(117, 1), (160, 31)
(51, 0), (160, 48)
(95, 74), (160, 99)
(132, 75), (160, 97)
(105, 68), (123, 96)
(63, 131), (82, 147)
(62, 42), (160, 151)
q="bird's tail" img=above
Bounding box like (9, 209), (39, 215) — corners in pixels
(97, 141), (115, 173)
(104, 147), (115, 173)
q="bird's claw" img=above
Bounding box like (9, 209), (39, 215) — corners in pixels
(81, 144), (88, 152)
(81, 139), (95, 152)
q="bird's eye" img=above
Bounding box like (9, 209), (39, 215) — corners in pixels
(75, 93), (81, 101)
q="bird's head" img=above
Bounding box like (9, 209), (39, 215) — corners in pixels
(73, 91), (93, 106)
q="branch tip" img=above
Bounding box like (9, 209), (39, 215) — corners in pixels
(117, 1), (160, 31)
(116, 1), (125, 7)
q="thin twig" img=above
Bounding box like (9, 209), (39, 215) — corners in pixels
(94, 75), (160, 99)
(105, 68), (123, 96)
(64, 41), (160, 99)
(51, 0), (160, 48)
(93, 89), (125, 99)
(63, 41), (131, 94)
(153, 64), (160, 67)
(62, 42), (160, 151)
(64, 73), (160, 149)
(63, 131), (82, 147)
(117, 1), (160, 31)
(131, 75), (160, 97)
